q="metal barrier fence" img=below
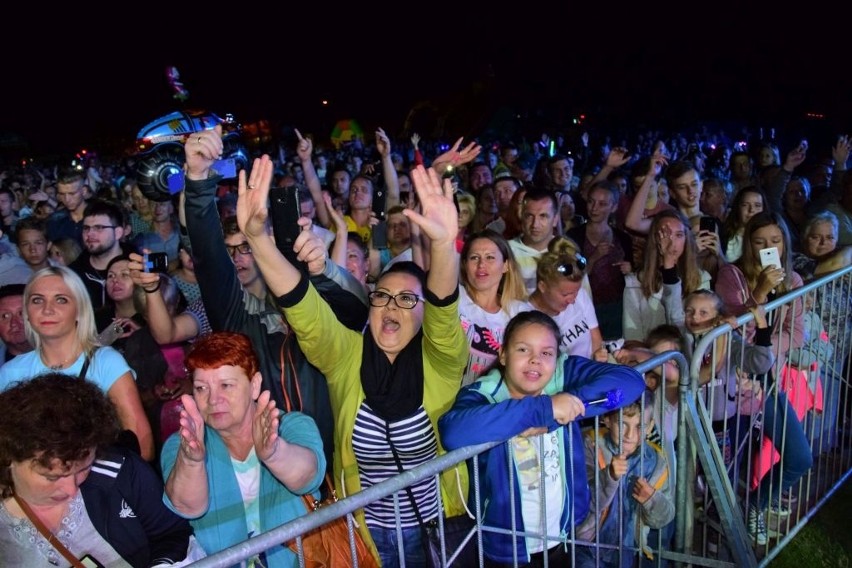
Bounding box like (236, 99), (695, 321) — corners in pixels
(186, 265), (851, 568)
(688, 265), (852, 567)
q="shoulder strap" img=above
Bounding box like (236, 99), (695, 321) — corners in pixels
(78, 348), (97, 381)
(12, 494), (86, 568)
(386, 423), (428, 528)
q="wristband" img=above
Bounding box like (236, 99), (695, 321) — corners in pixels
(144, 282), (162, 294)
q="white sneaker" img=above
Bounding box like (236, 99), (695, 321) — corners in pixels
(747, 505), (768, 546)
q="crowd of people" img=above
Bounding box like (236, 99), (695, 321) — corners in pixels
(0, 114), (850, 567)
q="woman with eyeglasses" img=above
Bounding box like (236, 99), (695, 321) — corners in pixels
(236, 155), (475, 567)
(523, 236), (606, 361)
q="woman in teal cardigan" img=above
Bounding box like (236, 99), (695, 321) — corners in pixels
(161, 331), (325, 568)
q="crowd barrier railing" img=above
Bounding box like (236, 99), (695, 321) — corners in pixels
(689, 264), (852, 567)
(186, 264), (852, 568)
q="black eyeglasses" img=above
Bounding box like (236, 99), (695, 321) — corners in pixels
(556, 254), (587, 276)
(368, 291), (421, 309)
(82, 224), (116, 233)
(225, 242), (252, 258)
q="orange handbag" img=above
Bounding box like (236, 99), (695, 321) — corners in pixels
(287, 476), (378, 568)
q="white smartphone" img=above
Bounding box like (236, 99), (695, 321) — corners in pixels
(759, 247), (781, 269)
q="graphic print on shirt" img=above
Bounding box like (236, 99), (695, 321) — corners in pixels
(461, 320), (503, 383)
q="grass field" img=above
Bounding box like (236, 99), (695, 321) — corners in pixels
(772, 476), (851, 567)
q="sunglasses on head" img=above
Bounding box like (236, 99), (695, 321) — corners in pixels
(556, 253), (587, 275)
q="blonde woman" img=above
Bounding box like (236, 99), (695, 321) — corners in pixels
(525, 236), (606, 360)
(458, 229), (528, 385)
(0, 266), (154, 461)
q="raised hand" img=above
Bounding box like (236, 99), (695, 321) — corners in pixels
(832, 135), (851, 167)
(649, 150), (668, 177)
(127, 250), (161, 290)
(252, 390), (282, 463)
(755, 265), (785, 298)
(186, 124), (224, 181)
(178, 394), (206, 462)
(403, 166), (457, 245)
(295, 128), (313, 162)
(323, 191), (347, 232)
(294, 222), (329, 275)
(431, 137), (482, 176)
(784, 140), (808, 171)
(605, 147), (631, 169)
(376, 127), (391, 158)
(236, 155), (276, 239)
(411, 132), (421, 150)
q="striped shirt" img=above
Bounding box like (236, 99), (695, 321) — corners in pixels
(352, 403), (439, 529)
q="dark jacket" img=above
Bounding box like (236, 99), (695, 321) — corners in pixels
(184, 176), (369, 473)
(81, 445), (195, 567)
(68, 242), (137, 310)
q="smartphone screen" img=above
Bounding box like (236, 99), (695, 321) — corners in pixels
(143, 252), (169, 273)
(699, 216), (717, 234)
(372, 221), (388, 249)
(372, 185), (387, 222)
(268, 186), (307, 273)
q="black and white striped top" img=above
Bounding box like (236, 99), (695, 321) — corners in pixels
(352, 403), (439, 529)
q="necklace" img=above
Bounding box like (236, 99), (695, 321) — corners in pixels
(40, 350), (80, 371)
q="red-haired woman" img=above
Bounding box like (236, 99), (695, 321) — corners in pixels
(161, 331), (325, 568)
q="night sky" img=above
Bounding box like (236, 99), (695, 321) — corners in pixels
(2, 5), (848, 160)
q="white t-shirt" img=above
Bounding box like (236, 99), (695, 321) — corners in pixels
(458, 287), (528, 386)
(519, 287), (599, 359)
(512, 429), (565, 554)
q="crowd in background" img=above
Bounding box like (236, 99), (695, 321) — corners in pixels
(0, 114), (851, 567)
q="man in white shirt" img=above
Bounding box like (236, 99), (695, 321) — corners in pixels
(508, 188), (558, 294)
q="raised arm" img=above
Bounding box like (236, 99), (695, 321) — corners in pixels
(404, 165), (460, 299)
(296, 129), (331, 229)
(128, 251), (200, 344)
(430, 138), (482, 178)
(323, 192), (349, 269)
(162, 395), (209, 517)
(237, 155), (311, 297)
(625, 152), (667, 234)
(588, 146), (631, 189)
(376, 127), (400, 210)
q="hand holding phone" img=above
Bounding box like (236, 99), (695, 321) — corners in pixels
(143, 252), (169, 273)
(759, 246), (782, 295)
(699, 216), (717, 234)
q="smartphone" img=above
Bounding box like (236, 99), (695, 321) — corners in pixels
(372, 184), (387, 222)
(372, 221), (388, 249)
(759, 247), (781, 269)
(143, 252), (169, 273)
(699, 216), (717, 234)
(268, 186), (306, 272)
